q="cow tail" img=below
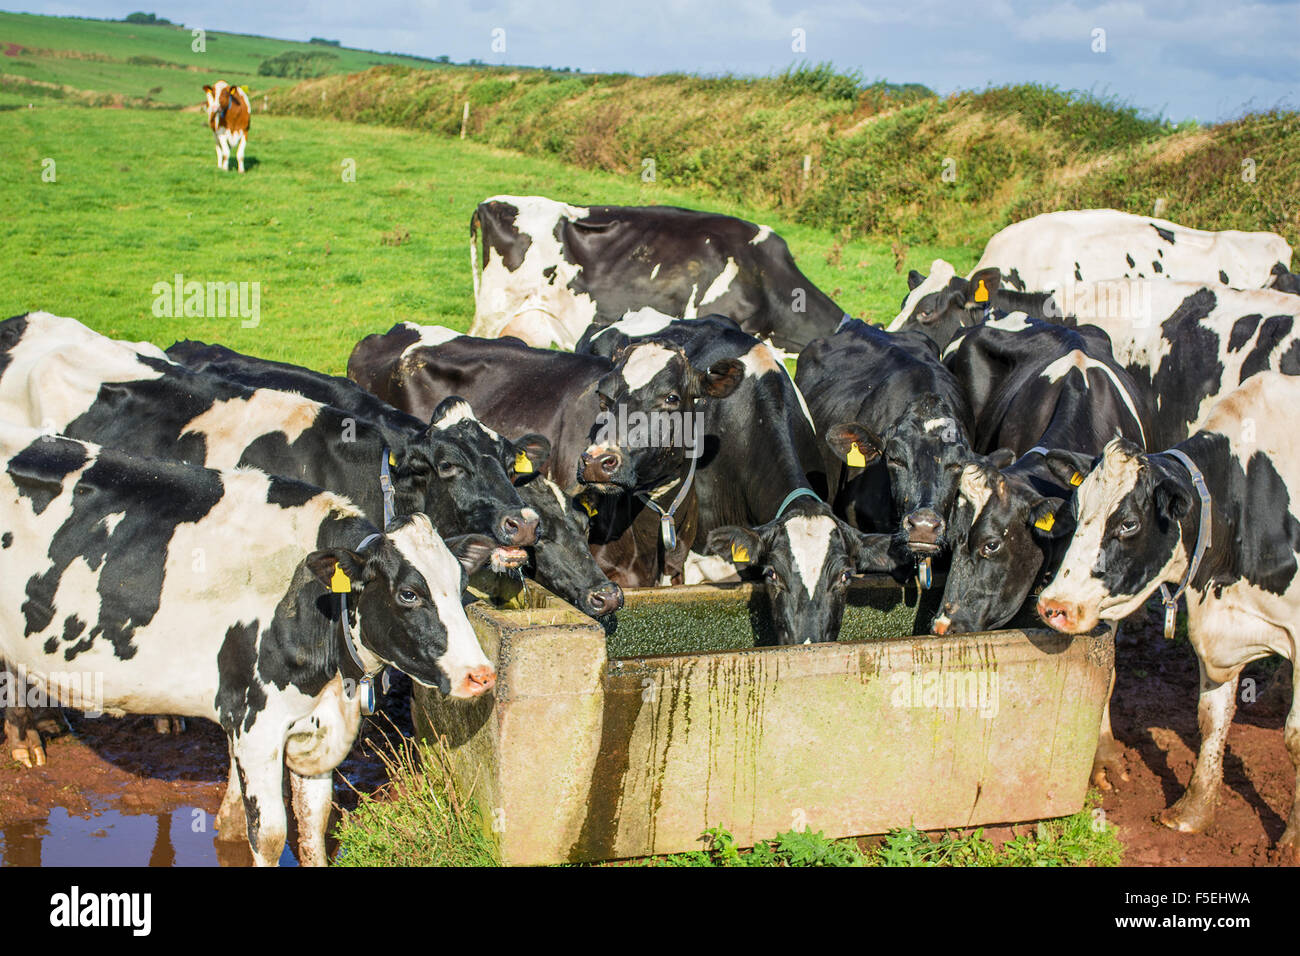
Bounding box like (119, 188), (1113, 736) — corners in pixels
(469, 206), (482, 305)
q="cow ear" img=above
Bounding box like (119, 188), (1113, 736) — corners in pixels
(1043, 450), (1095, 490)
(444, 535), (498, 576)
(824, 422), (883, 468)
(512, 434), (550, 475)
(967, 268), (1001, 307)
(706, 526), (764, 567)
(306, 549), (367, 593)
(1028, 497), (1070, 539)
(697, 358), (743, 399)
(840, 523), (907, 573)
(1154, 480), (1193, 525)
(907, 270), (926, 291)
(202, 84), (213, 94)
(986, 447), (1016, 470)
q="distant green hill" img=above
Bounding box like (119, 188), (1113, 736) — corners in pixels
(0, 10), (444, 107)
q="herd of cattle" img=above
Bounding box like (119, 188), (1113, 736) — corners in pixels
(3, 195), (1300, 865)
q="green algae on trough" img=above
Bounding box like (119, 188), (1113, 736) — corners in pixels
(603, 577), (938, 658)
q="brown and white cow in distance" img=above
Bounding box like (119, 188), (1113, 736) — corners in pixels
(202, 81), (249, 173)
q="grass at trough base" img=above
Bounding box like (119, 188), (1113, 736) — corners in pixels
(332, 730), (1122, 867)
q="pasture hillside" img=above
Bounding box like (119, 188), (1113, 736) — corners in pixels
(0, 107), (971, 373)
(0, 10), (443, 108)
(270, 66), (1300, 251)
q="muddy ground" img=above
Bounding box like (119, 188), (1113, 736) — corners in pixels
(0, 603), (1294, 866)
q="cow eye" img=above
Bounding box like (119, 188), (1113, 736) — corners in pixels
(763, 567), (784, 590)
(663, 393), (681, 408)
(838, 569), (854, 587)
(1117, 518), (1139, 538)
(397, 588), (419, 606)
(980, 539), (1002, 557)
(437, 460), (465, 480)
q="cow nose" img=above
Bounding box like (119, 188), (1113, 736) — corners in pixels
(581, 451), (621, 482)
(460, 665), (496, 696)
(583, 582), (624, 617)
(903, 509), (945, 551)
(500, 512), (539, 547)
(1037, 598), (1075, 632)
(931, 611), (952, 636)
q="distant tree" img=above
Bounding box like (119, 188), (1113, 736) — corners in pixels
(434, 55), (451, 63)
(123, 12), (175, 26)
(309, 37), (342, 46)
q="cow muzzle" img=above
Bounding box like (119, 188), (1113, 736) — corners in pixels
(499, 510), (540, 547)
(580, 447), (624, 485)
(903, 508), (945, 554)
(582, 581), (624, 617)
(1037, 597), (1092, 634)
(452, 664), (497, 698)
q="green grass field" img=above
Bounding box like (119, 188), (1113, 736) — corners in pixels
(0, 10), (443, 107)
(1, 105), (976, 374)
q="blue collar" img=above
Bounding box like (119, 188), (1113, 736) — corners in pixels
(775, 487), (821, 520)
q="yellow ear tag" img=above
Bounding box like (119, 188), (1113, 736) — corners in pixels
(974, 278), (989, 303)
(580, 497), (598, 517)
(1034, 513), (1055, 532)
(731, 543), (750, 563)
(329, 565), (352, 593)
(514, 451), (534, 474)
(846, 442), (867, 468)
(1069, 471), (1084, 487)
(388, 451), (396, 467)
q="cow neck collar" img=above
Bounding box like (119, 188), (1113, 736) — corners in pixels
(336, 532), (387, 713)
(380, 448), (395, 526)
(636, 452), (698, 551)
(1154, 448), (1213, 640)
(774, 487), (821, 520)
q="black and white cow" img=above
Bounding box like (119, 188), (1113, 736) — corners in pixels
(887, 260), (1060, 350)
(1036, 372), (1300, 857)
(468, 196), (849, 351)
(0, 422), (496, 865)
(932, 316), (1151, 636)
(796, 320), (975, 558)
(166, 339), (620, 617)
(0, 314), (543, 556)
(349, 325), (743, 588)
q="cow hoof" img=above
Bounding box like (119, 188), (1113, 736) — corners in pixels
(1159, 799), (1214, 834)
(153, 716), (186, 734)
(1090, 745), (1127, 792)
(1277, 827), (1299, 862)
(10, 743), (44, 768)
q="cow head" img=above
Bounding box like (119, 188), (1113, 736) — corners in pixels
(890, 262), (1003, 349)
(1037, 439), (1194, 634)
(580, 342), (742, 493)
(931, 458), (1068, 635)
(706, 505), (906, 645)
(826, 394), (982, 556)
(516, 472), (624, 617)
(392, 397), (550, 562)
(307, 514), (497, 698)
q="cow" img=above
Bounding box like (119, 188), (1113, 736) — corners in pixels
(577, 313), (908, 643)
(931, 316), (1151, 636)
(202, 81), (250, 173)
(350, 324), (743, 587)
(887, 260), (1060, 350)
(0, 421), (497, 864)
(795, 319), (976, 569)
(468, 196), (850, 351)
(1036, 372), (1300, 857)
(1269, 263), (1300, 296)
(167, 338), (621, 617)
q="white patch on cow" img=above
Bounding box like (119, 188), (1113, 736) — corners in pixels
(607, 308), (676, 339)
(431, 399), (499, 441)
(741, 343), (815, 430)
(958, 465), (994, 525)
(682, 283), (701, 319)
(684, 552), (742, 584)
(751, 225), (772, 245)
(1040, 350), (1147, 446)
(985, 312), (1033, 333)
(182, 389), (324, 470)
(388, 514), (491, 696)
(620, 343), (675, 391)
(888, 259), (956, 330)
(100, 511), (126, 537)
(699, 258), (739, 309)
(650, 263), (661, 280)
(923, 417), (956, 434)
(784, 515), (835, 599)
(399, 324), (461, 360)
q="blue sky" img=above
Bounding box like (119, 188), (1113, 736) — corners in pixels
(20, 0), (1300, 121)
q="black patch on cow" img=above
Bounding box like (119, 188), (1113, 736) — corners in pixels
(1220, 444), (1300, 595)
(1157, 247), (1164, 258)
(542, 265), (557, 285)
(1125, 253), (1136, 268)
(215, 620), (268, 734)
(0, 313), (30, 383)
(7, 436), (88, 515)
(1, 532), (10, 549)
(45, 614), (88, 655)
(1227, 314), (1262, 352)
(1152, 260), (1163, 273)
(1279, 340), (1300, 376)
(266, 474), (319, 509)
(1005, 268), (1025, 292)
(475, 201), (531, 272)
(1220, 270), (1230, 285)
(1074, 262), (1083, 281)
(1152, 224), (1176, 244)
(1239, 314), (1295, 382)
(21, 451), (225, 661)
(1139, 289), (1223, 449)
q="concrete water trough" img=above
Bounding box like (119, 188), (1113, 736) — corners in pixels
(412, 577), (1114, 866)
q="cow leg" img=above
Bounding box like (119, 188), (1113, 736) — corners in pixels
(153, 715), (186, 734)
(289, 770), (334, 867)
(1091, 664), (1127, 790)
(1279, 659), (1300, 859)
(4, 705), (44, 769)
(235, 135), (246, 174)
(1159, 659), (1239, 834)
(215, 756), (246, 842)
(232, 743), (288, 866)
(214, 136), (225, 170)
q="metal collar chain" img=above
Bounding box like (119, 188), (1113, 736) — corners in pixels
(1156, 448), (1213, 640)
(637, 452), (699, 552)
